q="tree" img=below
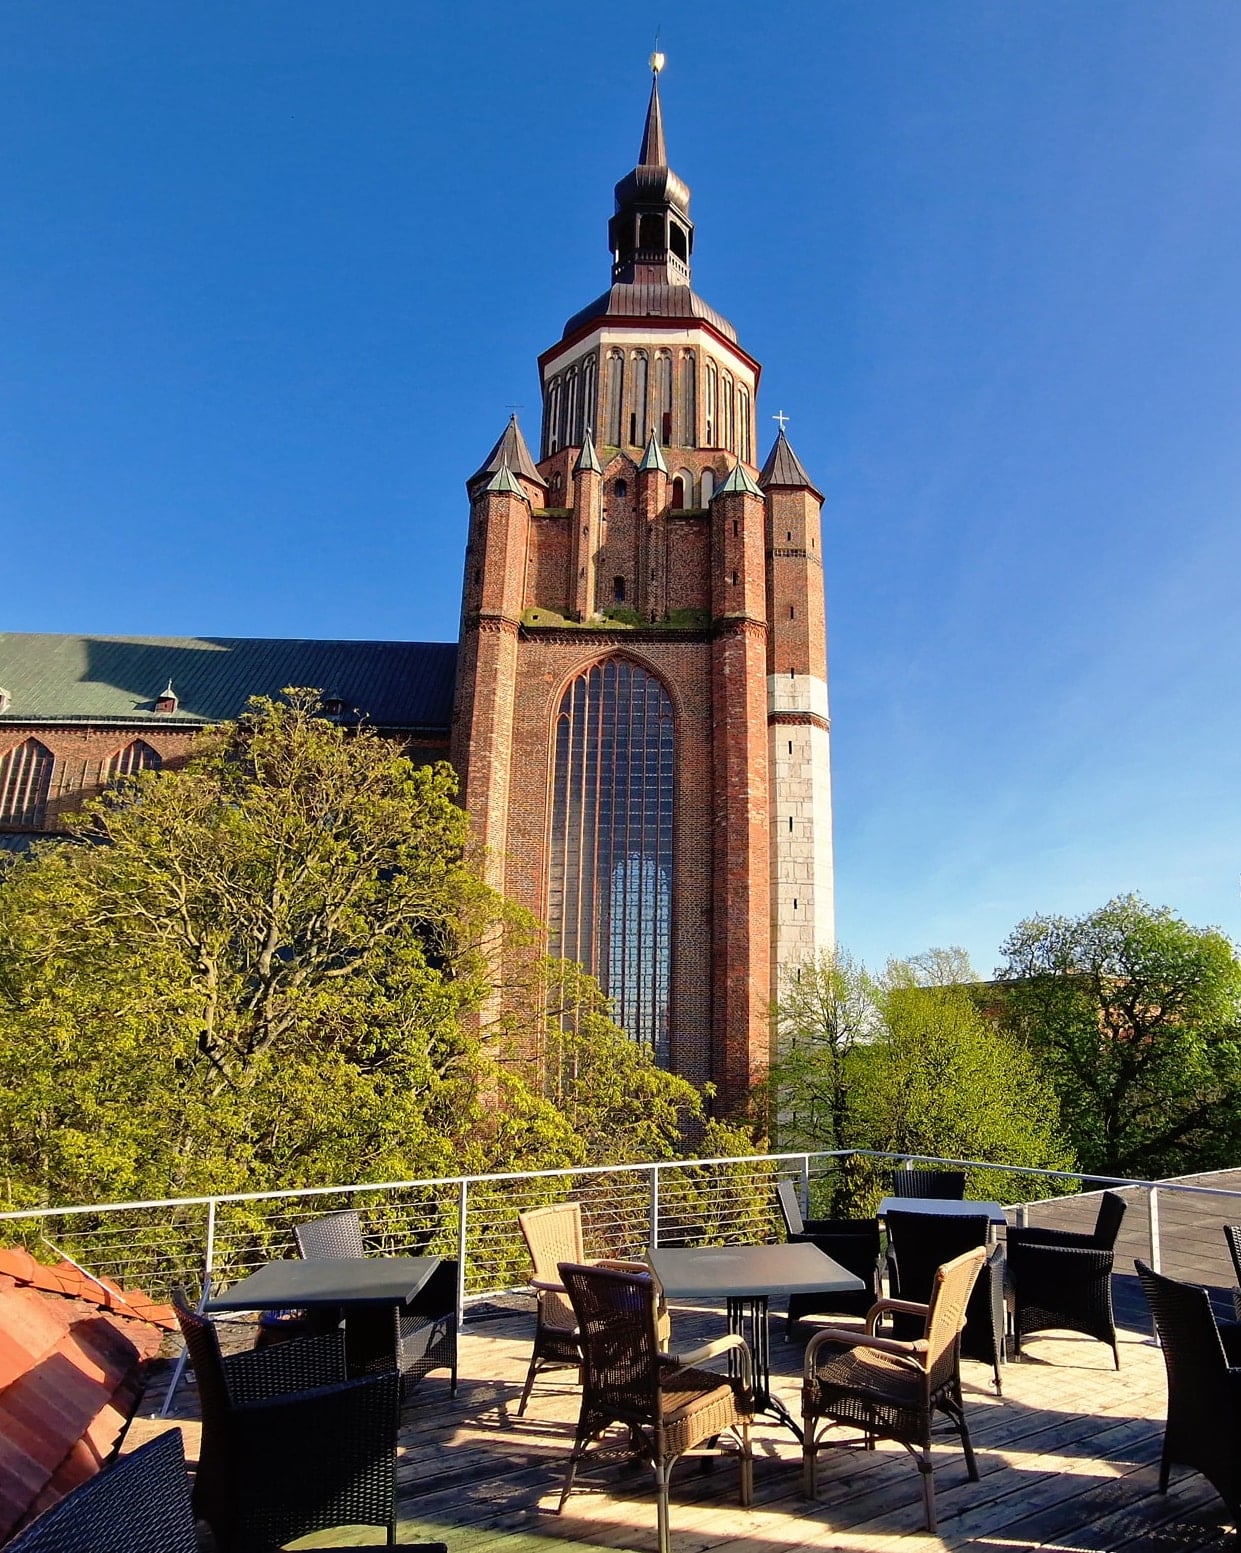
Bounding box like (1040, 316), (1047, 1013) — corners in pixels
(994, 894), (1241, 1178)
(767, 949), (1069, 1212)
(0, 691), (752, 1222)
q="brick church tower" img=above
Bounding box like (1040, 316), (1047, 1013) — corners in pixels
(451, 61), (834, 1115)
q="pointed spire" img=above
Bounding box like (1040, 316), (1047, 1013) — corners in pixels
(482, 457), (529, 500)
(717, 458), (763, 498)
(574, 429), (602, 474)
(638, 430), (668, 474)
(758, 429), (823, 500)
(638, 72), (667, 168)
(469, 413), (544, 491)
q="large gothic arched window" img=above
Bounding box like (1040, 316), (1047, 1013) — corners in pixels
(0, 739), (53, 827)
(547, 659), (674, 1062)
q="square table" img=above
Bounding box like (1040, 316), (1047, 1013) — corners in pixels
(648, 1242), (864, 1440)
(878, 1196), (1008, 1225)
(206, 1255), (442, 1373)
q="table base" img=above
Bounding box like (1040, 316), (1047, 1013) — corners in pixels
(725, 1295), (803, 1442)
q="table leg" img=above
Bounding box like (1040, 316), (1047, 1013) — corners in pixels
(725, 1295), (803, 1442)
(342, 1303), (399, 1377)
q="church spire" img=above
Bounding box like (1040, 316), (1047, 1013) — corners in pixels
(609, 59), (694, 288)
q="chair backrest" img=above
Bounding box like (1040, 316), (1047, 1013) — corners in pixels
(1224, 1225), (1241, 1285)
(519, 1202), (587, 1284)
(295, 1208), (366, 1260)
(776, 1179), (806, 1238)
(1137, 1259), (1234, 1411)
(6, 1429), (198, 1553)
(1091, 1191), (1127, 1251)
(172, 1286), (231, 1431)
(891, 1168), (967, 1200)
(923, 1247), (986, 1389)
(560, 1261), (661, 1425)
(885, 1210), (990, 1305)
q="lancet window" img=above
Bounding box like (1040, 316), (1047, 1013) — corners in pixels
(0, 739), (53, 828)
(605, 350), (624, 446)
(547, 658), (674, 1063)
(629, 350), (649, 447)
(104, 740), (162, 784)
(704, 359), (717, 446)
(679, 350), (697, 446)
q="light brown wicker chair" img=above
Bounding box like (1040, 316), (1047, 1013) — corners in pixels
(557, 1261), (752, 1553)
(516, 1201), (668, 1413)
(802, 1245), (986, 1532)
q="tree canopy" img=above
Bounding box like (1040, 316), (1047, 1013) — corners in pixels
(0, 692), (747, 1216)
(767, 949), (1069, 1211)
(994, 894), (1241, 1178)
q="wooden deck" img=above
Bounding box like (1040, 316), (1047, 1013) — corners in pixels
(134, 1296), (1239, 1553)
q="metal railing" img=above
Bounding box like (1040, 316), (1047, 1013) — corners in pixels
(3, 1149), (1241, 1320)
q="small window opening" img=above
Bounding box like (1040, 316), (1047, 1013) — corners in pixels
(732, 519), (739, 537)
(613, 576), (626, 603)
(788, 740), (793, 754)
(730, 570), (738, 586)
(614, 479), (627, 498)
(788, 815), (793, 832)
(629, 412), (638, 445)
(662, 411), (673, 443)
(789, 605), (795, 619)
(671, 477), (685, 509)
(786, 530), (792, 541)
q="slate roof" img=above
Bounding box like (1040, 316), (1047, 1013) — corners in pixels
(758, 429), (823, 500)
(468, 415), (543, 491)
(0, 634), (457, 732)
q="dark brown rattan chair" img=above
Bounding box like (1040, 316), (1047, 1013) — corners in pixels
(776, 1181), (883, 1336)
(802, 1245), (986, 1533)
(884, 1209), (1006, 1393)
(891, 1167), (967, 1200)
(557, 1261), (752, 1553)
(295, 1209), (459, 1392)
(173, 1288), (400, 1551)
(1137, 1258), (1241, 1521)
(5, 1430), (198, 1553)
(1007, 1190), (1126, 1368)
(516, 1200), (669, 1414)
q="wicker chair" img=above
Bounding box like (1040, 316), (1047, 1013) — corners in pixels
(891, 1167), (967, 1200)
(5, 1430), (198, 1553)
(173, 1289), (400, 1551)
(557, 1261), (752, 1553)
(884, 1208), (1006, 1393)
(1007, 1190), (1126, 1368)
(802, 1245), (986, 1533)
(1137, 1258), (1241, 1521)
(295, 1208), (458, 1393)
(516, 1200), (669, 1414)
(776, 1180), (883, 1336)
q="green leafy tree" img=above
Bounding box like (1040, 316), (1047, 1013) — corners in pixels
(768, 948), (1069, 1212)
(994, 894), (1241, 1177)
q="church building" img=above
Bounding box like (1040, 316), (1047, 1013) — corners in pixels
(0, 65), (834, 1116)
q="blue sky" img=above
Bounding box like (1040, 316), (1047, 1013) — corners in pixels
(4, 2), (1240, 974)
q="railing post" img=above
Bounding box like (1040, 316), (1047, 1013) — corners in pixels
(650, 1164), (661, 1249)
(456, 1179), (469, 1326)
(203, 1198), (217, 1295)
(800, 1155), (811, 1219)
(1148, 1184), (1161, 1274)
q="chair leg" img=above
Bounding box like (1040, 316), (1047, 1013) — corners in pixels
(557, 1430), (590, 1513)
(802, 1419), (817, 1498)
(919, 1448), (936, 1534)
(516, 1353), (539, 1415)
(655, 1462), (672, 1553)
(738, 1422), (752, 1508)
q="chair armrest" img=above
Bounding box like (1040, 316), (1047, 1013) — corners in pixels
(1009, 1241), (1114, 1276)
(669, 1332), (753, 1392)
(866, 1296), (928, 1332)
(596, 1259), (650, 1275)
(531, 1277), (566, 1293)
(806, 1325), (928, 1365)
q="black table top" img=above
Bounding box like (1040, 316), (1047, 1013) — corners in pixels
(648, 1242), (865, 1299)
(878, 1197), (1008, 1225)
(205, 1255), (441, 1312)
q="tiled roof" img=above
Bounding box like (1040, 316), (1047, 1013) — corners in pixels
(758, 429), (823, 500)
(561, 282), (738, 345)
(469, 415), (543, 490)
(0, 634), (457, 732)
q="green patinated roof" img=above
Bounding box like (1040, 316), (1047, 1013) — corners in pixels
(0, 633), (457, 731)
(483, 459), (529, 499)
(638, 432), (669, 474)
(574, 430), (602, 475)
(717, 459), (763, 498)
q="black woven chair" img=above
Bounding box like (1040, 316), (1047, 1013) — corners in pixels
(557, 1261), (752, 1553)
(295, 1208), (459, 1392)
(6, 1430), (197, 1553)
(803, 1246), (985, 1532)
(1137, 1258), (1241, 1521)
(1007, 1190), (1126, 1368)
(884, 1209), (1006, 1393)
(776, 1181), (883, 1336)
(891, 1167), (967, 1200)
(174, 1288), (400, 1551)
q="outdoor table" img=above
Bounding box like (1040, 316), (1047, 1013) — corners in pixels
(878, 1197), (1008, 1225)
(206, 1255), (442, 1374)
(648, 1242), (864, 1440)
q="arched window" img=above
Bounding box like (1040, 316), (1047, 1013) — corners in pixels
(629, 350), (649, 447)
(545, 375), (562, 456)
(655, 351), (673, 445)
(564, 364), (579, 449)
(0, 739), (53, 827)
(700, 468), (715, 504)
(612, 575), (626, 603)
(605, 350), (624, 446)
(679, 350), (697, 446)
(581, 354), (597, 438)
(738, 385), (751, 463)
(671, 477), (685, 510)
(547, 659), (674, 1063)
(104, 740), (161, 784)
(721, 370), (735, 453)
(672, 468), (693, 509)
(704, 359), (717, 446)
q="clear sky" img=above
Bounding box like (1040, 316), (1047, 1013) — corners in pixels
(4, 1), (1240, 975)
